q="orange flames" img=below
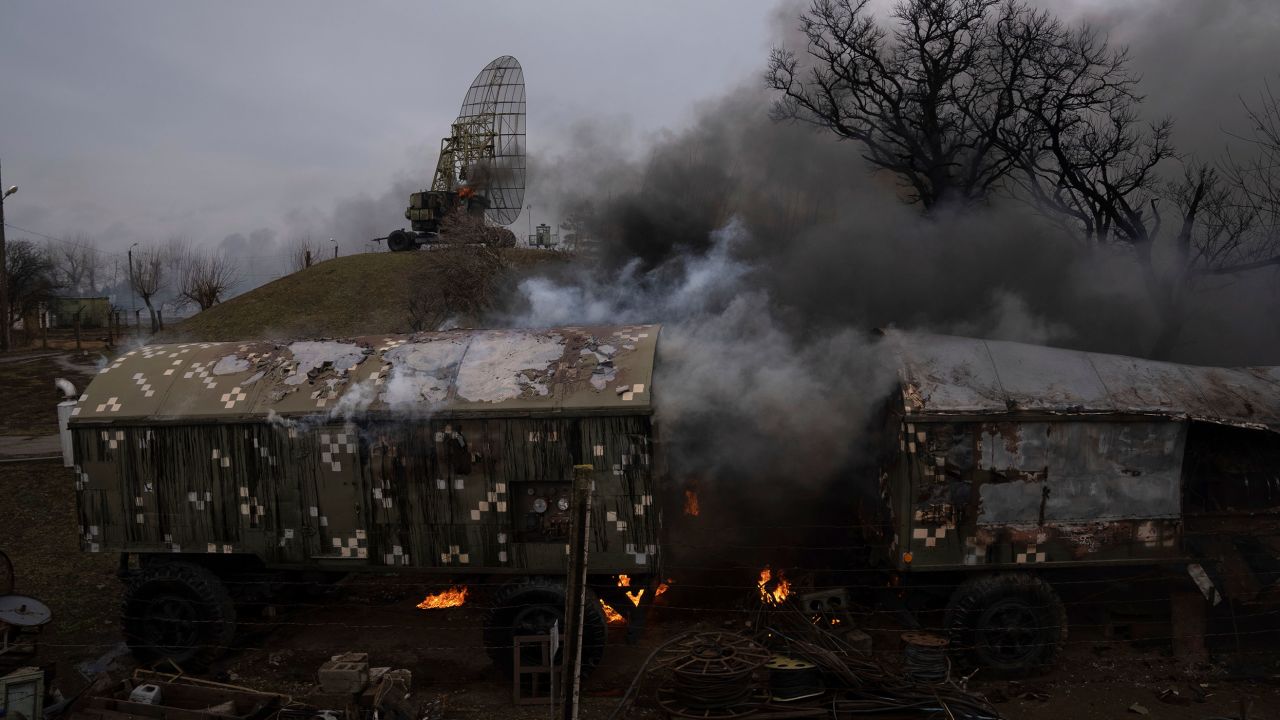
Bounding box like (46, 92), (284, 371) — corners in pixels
(606, 576), (674, 623)
(757, 566), (791, 605)
(416, 586), (468, 609)
(600, 599), (626, 625)
(616, 575), (673, 607)
(684, 489), (700, 516)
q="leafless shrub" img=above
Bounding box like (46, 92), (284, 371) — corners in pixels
(406, 213), (509, 331)
(128, 246), (166, 332)
(175, 248), (240, 311)
(291, 236), (318, 272)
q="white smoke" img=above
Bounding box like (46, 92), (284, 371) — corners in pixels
(503, 219), (898, 494)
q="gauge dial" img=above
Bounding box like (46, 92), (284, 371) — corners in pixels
(556, 497), (571, 512)
(533, 497), (548, 513)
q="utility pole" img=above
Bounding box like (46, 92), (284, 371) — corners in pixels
(560, 464), (594, 720)
(0, 159), (15, 352)
(527, 204), (533, 246)
(128, 242), (138, 336)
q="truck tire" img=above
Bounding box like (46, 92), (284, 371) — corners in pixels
(122, 560), (236, 672)
(387, 229), (415, 252)
(944, 572), (1066, 677)
(483, 577), (608, 677)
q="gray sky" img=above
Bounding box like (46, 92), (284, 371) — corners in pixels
(3, 0), (1277, 269)
(0, 1), (777, 257)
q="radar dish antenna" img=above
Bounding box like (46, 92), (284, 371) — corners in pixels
(432, 55), (526, 226)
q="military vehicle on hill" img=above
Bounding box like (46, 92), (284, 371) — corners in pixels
(379, 55), (525, 252)
(66, 325), (659, 671)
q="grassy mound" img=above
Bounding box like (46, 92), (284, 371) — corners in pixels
(165, 248), (567, 342)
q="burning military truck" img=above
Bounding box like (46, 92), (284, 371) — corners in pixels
(66, 326), (660, 672)
(871, 330), (1280, 674)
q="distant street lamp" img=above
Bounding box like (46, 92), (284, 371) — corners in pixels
(0, 157), (17, 352)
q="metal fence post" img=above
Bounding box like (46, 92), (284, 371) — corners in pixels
(560, 464), (594, 720)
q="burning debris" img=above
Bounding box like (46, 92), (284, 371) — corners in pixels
(683, 488), (700, 517)
(600, 600), (626, 625)
(604, 576), (674, 625)
(416, 586), (467, 610)
(757, 566), (791, 605)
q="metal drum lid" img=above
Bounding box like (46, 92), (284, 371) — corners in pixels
(0, 594), (53, 626)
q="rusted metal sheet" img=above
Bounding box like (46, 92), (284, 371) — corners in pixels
(882, 330), (1280, 430)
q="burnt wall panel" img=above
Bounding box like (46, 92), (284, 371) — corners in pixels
(901, 420), (1187, 570)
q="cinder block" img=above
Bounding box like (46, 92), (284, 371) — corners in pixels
(844, 628), (873, 655)
(319, 653), (370, 694)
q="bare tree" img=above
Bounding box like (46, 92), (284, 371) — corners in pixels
(1013, 36), (1280, 356)
(175, 248), (240, 311)
(767, 0), (1280, 357)
(128, 246), (166, 333)
(1224, 83), (1280, 261)
(49, 236), (102, 296)
(767, 0), (1067, 209)
(291, 236), (318, 272)
(5, 240), (60, 333)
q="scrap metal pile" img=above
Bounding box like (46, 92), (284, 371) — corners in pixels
(609, 594), (1004, 720)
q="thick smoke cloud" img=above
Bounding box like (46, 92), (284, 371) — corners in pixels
(491, 0), (1280, 567)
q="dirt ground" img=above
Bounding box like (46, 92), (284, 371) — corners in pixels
(3, 353), (1280, 719)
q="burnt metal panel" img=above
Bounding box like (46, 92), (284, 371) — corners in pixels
(883, 330), (1280, 430)
(69, 326), (658, 425)
(896, 420), (1186, 571)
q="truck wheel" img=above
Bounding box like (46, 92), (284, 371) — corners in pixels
(483, 577), (607, 677)
(387, 230), (415, 252)
(944, 572), (1066, 677)
(122, 560), (236, 671)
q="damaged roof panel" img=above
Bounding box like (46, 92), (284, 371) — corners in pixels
(71, 325), (659, 423)
(883, 329), (1280, 430)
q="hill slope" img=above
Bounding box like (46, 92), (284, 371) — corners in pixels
(166, 248), (567, 341)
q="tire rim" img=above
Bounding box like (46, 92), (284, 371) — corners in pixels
(140, 593), (201, 655)
(975, 598), (1043, 665)
(510, 603), (563, 664)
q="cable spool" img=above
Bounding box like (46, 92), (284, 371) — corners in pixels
(765, 655), (824, 702)
(902, 631), (950, 683)
(653, 632), (770, 718)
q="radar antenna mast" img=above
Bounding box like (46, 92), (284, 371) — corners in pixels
(382, 56), (526, 251)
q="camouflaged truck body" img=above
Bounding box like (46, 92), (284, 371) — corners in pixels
(876, 330), (1280, 579)
(68, 325), (662, 575)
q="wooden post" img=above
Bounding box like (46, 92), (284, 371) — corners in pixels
(73, 310), (82, 352)
(157, 309), (164, 331)
(1171, 591), (1209, 664)
(560, 465), (593, 720)
(41, 310), (48, 350)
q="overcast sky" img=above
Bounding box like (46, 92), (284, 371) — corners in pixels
(0, 1), (779, 257)
(2, 0), (1277, 266)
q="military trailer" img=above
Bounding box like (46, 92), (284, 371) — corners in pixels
(66, 325), (661, 671)
(872, 330), (1280, 674)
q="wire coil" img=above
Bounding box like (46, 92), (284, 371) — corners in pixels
(902, 631), (950, 683)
